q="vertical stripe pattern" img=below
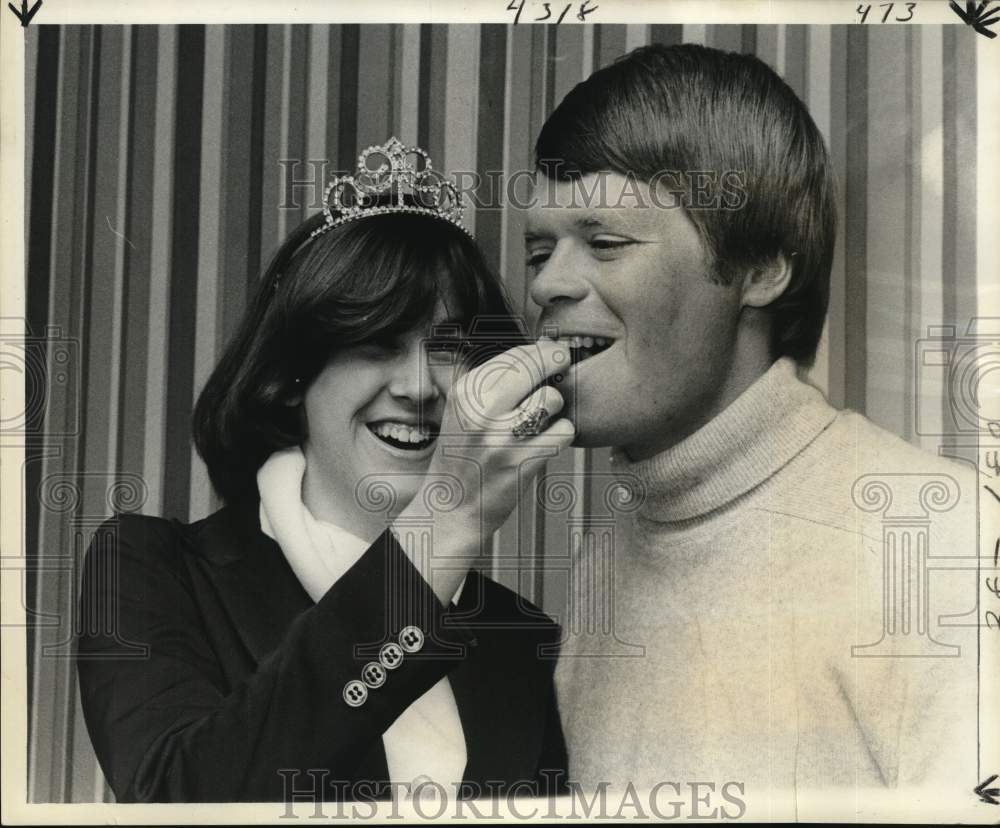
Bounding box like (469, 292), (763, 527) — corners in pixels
(24, 23), (980, 802)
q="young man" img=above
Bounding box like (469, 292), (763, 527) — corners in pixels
(525, 44), (978, 806)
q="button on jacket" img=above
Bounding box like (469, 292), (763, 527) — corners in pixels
(76, 498), (567, 802)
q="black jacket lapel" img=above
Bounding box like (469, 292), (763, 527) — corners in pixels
(178, 504), (549, 793)
(176, 499), (312, 665)
(177, 499), (393, 790)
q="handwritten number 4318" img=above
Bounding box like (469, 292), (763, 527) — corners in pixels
(857, 2), (917, 22)
(507, 1), (599, 24)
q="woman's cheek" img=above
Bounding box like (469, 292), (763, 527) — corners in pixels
(430, 360), (460, 395)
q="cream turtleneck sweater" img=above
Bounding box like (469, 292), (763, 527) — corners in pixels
(555, 358), (978, 814)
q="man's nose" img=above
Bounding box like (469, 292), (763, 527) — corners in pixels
(528, 243), (589, 308)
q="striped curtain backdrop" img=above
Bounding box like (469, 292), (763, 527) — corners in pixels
(24, 23), (978, 802)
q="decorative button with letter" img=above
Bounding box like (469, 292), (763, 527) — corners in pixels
(361, 661), (387, 688)
(379, 642), (404, 670)
(343, 679), (368, 708)
(398, 625), (425, 653)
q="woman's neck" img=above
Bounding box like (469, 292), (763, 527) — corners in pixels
(300, 461), (387, 542)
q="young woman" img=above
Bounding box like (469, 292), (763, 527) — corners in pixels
(76, 138), (574, 803)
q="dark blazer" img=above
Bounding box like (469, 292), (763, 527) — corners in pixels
(76, 498), (567, 803)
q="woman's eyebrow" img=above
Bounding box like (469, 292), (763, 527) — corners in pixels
(429, 318), (464, 334)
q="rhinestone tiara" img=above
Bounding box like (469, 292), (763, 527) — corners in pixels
(308, 136), (470, 240)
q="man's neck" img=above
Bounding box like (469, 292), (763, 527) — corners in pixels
(621, 335), (777, 463)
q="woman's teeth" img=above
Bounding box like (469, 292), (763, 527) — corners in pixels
(368, 422), (435, 450)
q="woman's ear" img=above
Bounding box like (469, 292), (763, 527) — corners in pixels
(740, 254), (794, 309)
(283, 377), (303, 407)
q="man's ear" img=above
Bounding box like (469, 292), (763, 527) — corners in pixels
(740, 254), (794, 309)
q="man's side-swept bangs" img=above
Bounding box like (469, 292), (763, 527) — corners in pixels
(534, 43), (837, 366)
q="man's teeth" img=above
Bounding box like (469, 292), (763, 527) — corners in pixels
(552, 335), (613, 365)
(554, 335), (609, 348)
(370, 422), (433, 444)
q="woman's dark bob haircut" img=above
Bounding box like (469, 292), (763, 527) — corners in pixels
(193, 207), (521, 506)
(535, 43), (837, 366)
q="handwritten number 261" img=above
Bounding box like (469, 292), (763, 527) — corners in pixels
(857, 2), (917, 23)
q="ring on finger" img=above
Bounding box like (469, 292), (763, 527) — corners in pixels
(511, 406), (550, 440)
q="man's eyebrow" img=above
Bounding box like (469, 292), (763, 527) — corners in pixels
(523, 213), (617, 241)
(574, 215), (606, 230)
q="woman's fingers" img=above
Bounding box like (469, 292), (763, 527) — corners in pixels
(537, 416), (575, 444)
(469, 340), (572, 416)
(414, 344), (576, 546)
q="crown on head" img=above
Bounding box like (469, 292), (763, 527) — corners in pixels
(309, 136), (470, 240)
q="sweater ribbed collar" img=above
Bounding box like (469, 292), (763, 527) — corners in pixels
(611, 357), (838, 523)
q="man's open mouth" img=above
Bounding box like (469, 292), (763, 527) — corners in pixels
(554, 335), (616, 365)
(366, 421), (439, 451)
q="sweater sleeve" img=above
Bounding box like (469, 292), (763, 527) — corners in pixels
(76, 514), (476, 803)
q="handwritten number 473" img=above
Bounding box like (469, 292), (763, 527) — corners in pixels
(857, 2), (917, 22)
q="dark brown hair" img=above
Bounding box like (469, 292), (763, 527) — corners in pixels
(535, 43), (837, 365)
(193, 209), (521, 505)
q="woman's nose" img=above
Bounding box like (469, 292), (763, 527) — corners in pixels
(387, 340), (445, 403)
(528, 243), (589, 309)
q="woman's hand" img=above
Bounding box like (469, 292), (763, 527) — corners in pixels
(391, 339), (574, 602)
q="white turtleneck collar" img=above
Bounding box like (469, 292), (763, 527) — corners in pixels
(611, 357), (838, 523)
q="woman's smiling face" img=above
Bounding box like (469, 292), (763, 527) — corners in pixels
(299, 299), (462, 536)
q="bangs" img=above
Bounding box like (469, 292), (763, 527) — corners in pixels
(278, 212), (499, 368)
(194, 206), (520, 505)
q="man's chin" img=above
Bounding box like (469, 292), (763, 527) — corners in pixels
(564, 418), (619, 451)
